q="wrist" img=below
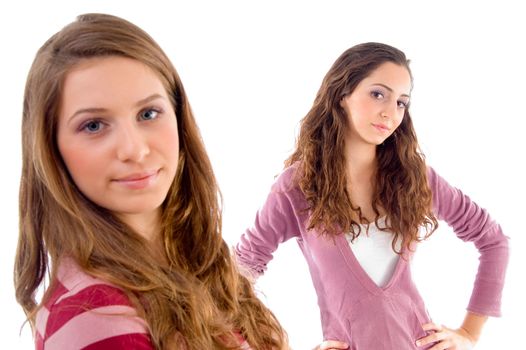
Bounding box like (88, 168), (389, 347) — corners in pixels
(459, 311), (487, 344)
(459, 326), (478, 344)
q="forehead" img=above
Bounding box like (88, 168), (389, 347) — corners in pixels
(60, 56), (169, 110)
(359, 62), (412, 94)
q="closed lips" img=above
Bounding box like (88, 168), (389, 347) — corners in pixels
(372, 123), (389, 131)
(113, 170), (159, 182)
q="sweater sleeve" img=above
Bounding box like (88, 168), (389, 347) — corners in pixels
(235, 170), (303, 278)
(427, 166), (509, 317)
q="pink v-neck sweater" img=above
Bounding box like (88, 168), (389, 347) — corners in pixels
(235, 164), (509, 349)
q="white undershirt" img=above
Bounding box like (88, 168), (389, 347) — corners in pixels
(345, 217), (401, 288)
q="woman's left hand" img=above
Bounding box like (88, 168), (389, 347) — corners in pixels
(415, 322), (476, 349)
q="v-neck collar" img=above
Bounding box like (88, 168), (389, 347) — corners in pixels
(336, 232), (407, 295)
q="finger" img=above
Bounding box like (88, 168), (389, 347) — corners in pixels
(427, 343), (444, 350)
(421, 322), (443, 332)
(428, 339), (452, 350)
(317, 340), (349, 350)
(416, 330), (447, 347)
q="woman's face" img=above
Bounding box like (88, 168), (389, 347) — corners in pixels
(57, 56), (179, 227)
(340, 62), (411, 146)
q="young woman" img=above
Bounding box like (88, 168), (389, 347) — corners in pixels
(235, 43), (509, 350)
(14, 13), (287, 350)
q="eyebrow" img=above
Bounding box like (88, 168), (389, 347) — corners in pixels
(372, 83), (411, 99)
(67, 93), (166, 124)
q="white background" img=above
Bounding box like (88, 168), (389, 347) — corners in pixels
(1, 1), (524, 348)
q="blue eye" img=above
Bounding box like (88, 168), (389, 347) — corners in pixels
(81, 120), (104, 133)
(139, 108), (160, 121)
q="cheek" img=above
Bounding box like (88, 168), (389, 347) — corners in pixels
(351, 99), (376, 121)
(57, 130), (106, 190)
(156, 121), (179, 167)
(60, 146), (102, 186)
(395, 112), (406, 127)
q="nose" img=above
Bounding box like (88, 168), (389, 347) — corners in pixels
(115, 122), (150, 163)
(381, 101), (399, 119)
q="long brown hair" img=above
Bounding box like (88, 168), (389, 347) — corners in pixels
(15, 13), (286, 349)
(285, 42), (438, 253)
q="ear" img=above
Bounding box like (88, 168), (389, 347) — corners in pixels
(339, 96), (347, 109)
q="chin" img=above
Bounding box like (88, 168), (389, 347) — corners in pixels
(105, 198), (165, 216)
(367, 138), (387, 146)
(118, 206), (161, 215)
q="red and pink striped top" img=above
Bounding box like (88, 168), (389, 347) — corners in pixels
(35, 259), (253, 349)
(35, 258), (153, 349)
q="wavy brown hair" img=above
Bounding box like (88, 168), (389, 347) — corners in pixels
(15, 13), (286, 349)
(285, 42), (438, 254)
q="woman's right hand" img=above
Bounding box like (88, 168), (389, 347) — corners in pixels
(313, 340), (349, 350)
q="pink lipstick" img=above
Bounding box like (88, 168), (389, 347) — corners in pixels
(113, 170), (159, 190)
(372, 123), (389, 133)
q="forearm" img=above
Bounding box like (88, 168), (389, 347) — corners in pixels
(460, 311), (488, 342)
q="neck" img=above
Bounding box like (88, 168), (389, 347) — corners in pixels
(345, 138), (377, 180)
(117, 209), (161, 242)
(116, 209), (167, 264)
